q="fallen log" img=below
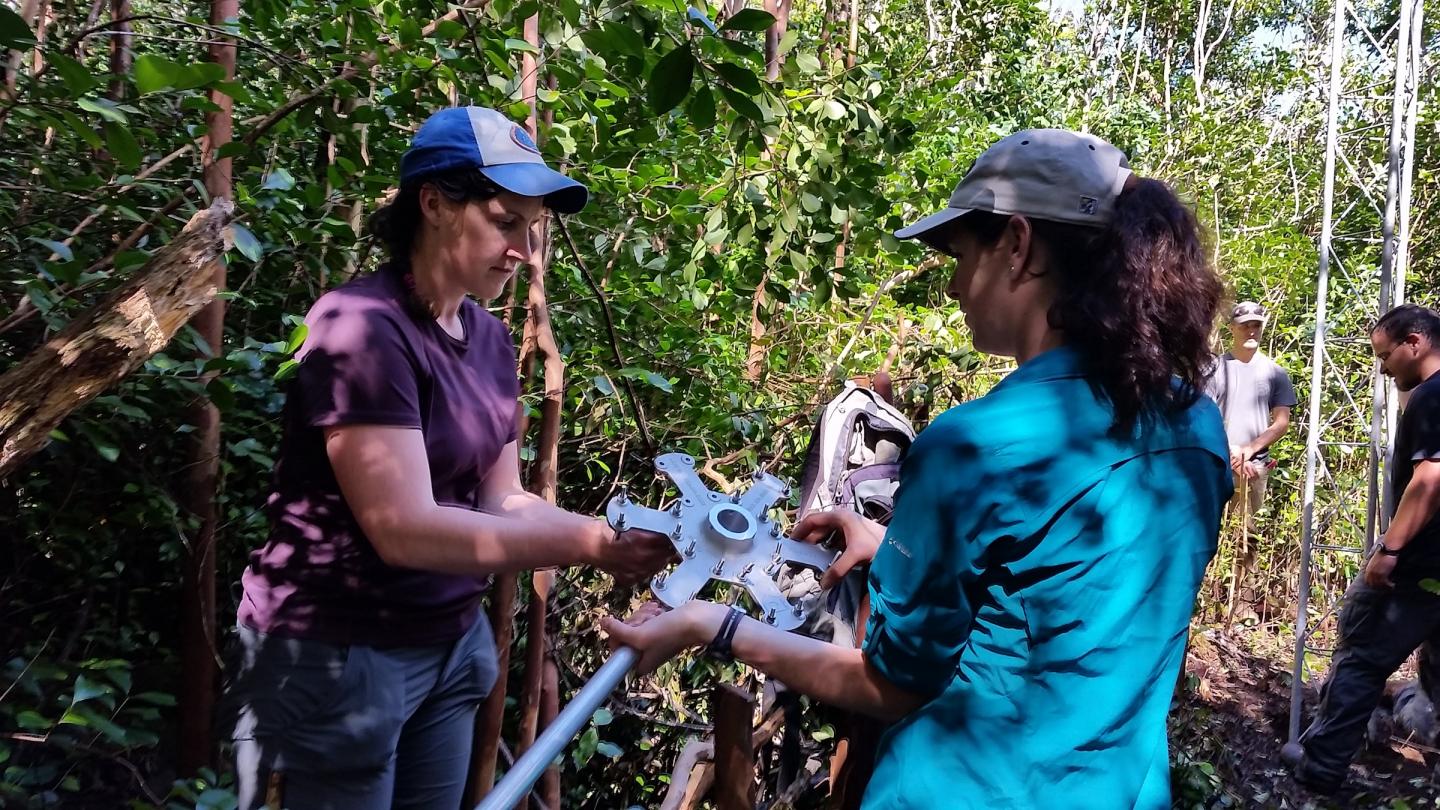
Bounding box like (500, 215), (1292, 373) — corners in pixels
(0, 198), (235, 479)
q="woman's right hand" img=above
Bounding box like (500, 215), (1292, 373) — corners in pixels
(587, 521), (678, 585)
(791, 509), (885, 590)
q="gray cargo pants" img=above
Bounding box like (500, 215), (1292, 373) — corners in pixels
(222, 614), (498, 809)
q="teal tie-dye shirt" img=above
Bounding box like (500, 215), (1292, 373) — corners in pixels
(860, 347), (1232, 809)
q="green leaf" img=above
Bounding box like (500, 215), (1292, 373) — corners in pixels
(59, 110), (103, 149)
(213, 79), (253, 102)
(274, 358), (299, 382)
(719, 85), (763, 123)
(262, 167), (295, 191)
(688, 85), (716, 129)
(78, 96), (127, 124)
(29, 238), (73, 262)
(104, 122), (141, 171)
(49, 54), (97, 95)
(72, 673), (109, 703)
(229, 223), (264, 262)
(134, 691), (177, 706)
(197, 788), (238, 810)
(719, 8), (776, 32)
(432, 19), (466, 41)
(16, 711), (48, 730)
(591, 708), (613, 726)
(823, 99), (848, 120)
(207, 378), (236, 412)
(592, 375), (614, 396)
(133, 54), (183, 95)
(0, 6), (35, 50)
(1419, 578), (1440, 596)
(713, 62), (762, 95)
(800, 193), (821, 213)
(283, 324), (309, 354)
(648, 44), (695, 114)
(795, 52), (822, 74)
(595, 741), (623, 759)
(180, 62), (226, 90)
(504, 38), (540, 53)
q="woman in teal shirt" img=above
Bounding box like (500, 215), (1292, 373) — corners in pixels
(604, 129), (1232, 808)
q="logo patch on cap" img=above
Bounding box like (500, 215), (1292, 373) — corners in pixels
(510, 125), (540, 155)
(1078, 196), (1098, 215)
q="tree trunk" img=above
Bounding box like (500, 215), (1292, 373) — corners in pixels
(746, 0), (792, 382)
(176, 0), (237, 775)
(107, 0), (132, 100)
(0, 201), (234, 480)
(1, 0), (42, 94)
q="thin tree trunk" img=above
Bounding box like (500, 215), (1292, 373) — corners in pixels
(747, 0), (792, 381)
(2, 0), (42, 94)
(107, 0), (132, 100)
(177, 0), (236, 775)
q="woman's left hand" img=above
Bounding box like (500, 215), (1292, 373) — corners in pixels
(600, 601), (721, 675)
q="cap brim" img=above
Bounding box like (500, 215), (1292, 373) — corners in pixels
(480, 163), (589, 214)
(1233, 315), (1266, 324)
(894, 207), (971, 249)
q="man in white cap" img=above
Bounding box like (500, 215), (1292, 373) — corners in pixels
(1206, 301), (1297, 537)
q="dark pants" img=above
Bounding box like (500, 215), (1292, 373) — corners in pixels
(1297, 578), (1440, 785)
(222, 614), (498, 810)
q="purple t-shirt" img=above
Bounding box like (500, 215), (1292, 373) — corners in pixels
(238, 267), (519, 647)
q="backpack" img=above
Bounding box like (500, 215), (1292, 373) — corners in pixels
(797, 381), (916, 526)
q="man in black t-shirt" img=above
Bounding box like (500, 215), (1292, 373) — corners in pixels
(1284, 304), (1440, 793)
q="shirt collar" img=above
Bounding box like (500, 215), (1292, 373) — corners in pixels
(992, 345), (1085, 393)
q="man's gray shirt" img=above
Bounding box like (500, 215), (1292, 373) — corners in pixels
(1205, 351), (1298, 457)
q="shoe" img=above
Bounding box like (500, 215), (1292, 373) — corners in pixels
(1279, 742), (1343, 795)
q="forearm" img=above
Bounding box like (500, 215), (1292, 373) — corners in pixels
(1384, 477), (1440, 550)
(686, 603), (925, 722)
(375, 504), (597, 575)
(486, 486), (597, 532)
(1247, 422), (1288, 455)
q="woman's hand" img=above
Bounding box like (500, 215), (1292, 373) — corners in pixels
(586, 522), (678, 585)
(600, 601), (725, 675)
(791, 509), (886, 590)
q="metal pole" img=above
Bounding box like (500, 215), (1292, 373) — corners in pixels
(1291, 0), (1347, 745)
(1370, 0), (1414, 547)
(475, 647), (639, 810)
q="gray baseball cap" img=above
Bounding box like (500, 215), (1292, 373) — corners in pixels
(1232, 301), (1267, 324)
(895, 129), (1132, 250)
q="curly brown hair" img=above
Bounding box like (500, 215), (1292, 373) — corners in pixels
(959, 178), (1222, 433)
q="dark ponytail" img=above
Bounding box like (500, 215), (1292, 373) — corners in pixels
(962, 178), (1221, 432)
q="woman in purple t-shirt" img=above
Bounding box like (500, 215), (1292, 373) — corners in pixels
(223, 107), (673, 809)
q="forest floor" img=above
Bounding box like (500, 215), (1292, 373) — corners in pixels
(1176, 625), (1440, 809)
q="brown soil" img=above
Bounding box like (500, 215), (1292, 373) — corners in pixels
(1175, 626), (1439, 809)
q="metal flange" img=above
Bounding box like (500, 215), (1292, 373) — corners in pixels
(605, 453), (837, 631)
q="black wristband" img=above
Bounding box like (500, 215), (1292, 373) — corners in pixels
(1378, 545), (1402, 557)
(706, 607), (745, 663)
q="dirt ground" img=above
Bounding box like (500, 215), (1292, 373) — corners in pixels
(1176, 626), (1440, 809)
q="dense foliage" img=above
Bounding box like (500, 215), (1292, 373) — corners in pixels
(3, 0), (1438, 806)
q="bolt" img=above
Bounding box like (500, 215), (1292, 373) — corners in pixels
(614, 514), (627, 532)
(753, 467), (764, 481)
(766, 608), (777, 624)
(740, 563), (754, 580)
(670, 524), (682, 539)
(730, 492), (742, 503)
(655, 572), (667, 589)
(793, 602), (804, 617)
(670, 502), (683, 517)
(712, 560), (725, 576)
(684, 541), (697, 558)
(773, 543), (783, 560)
(617, 487), (629, 504)
(770, 524), (780, 537)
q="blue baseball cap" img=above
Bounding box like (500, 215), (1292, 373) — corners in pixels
(399, 107), (588, 214)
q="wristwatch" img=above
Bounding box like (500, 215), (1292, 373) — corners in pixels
(1377, 535), (1402, 557)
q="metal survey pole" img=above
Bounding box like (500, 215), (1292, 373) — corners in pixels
(1290, 0), (1346, 744)
(476, 647), (639, 810)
